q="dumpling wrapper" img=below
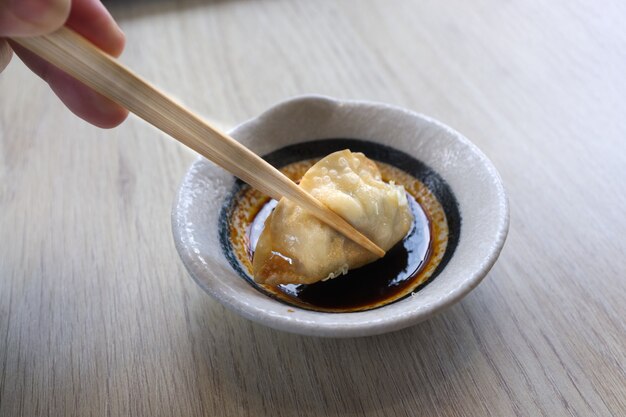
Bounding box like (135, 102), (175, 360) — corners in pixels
(252, 150), (413, 285)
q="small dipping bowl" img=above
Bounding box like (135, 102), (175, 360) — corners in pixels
(172, 95), (509, 337)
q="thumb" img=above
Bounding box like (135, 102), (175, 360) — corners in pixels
(0, 0), (70, 37)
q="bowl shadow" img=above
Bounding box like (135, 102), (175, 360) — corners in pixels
(183, 285), (493, 416)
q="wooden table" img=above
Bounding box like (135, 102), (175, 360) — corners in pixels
(1, 1), (624, 416)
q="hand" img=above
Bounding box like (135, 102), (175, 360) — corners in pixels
(0, 0), (128, 128)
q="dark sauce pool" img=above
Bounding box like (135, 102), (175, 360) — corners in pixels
(219, 139), (461, 313)
(248, 193), (432, 310)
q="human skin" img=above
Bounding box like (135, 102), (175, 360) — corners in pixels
(0, 0), (128, 128)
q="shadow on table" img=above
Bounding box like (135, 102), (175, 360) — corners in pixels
(104, 0), (259, 20)
(187, 283), (492, 415)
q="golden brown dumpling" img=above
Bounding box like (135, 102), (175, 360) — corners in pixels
(253, 150), (413, 285)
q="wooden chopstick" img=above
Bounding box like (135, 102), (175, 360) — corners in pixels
(12, 27), (385, 258)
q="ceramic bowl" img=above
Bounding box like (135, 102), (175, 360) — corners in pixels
(172, 95), (509, 337)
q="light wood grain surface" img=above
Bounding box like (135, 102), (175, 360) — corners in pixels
(1, 0), (625, 416)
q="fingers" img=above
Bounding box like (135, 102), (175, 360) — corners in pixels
(0, 39), (12, 72)
(12, 41), (128, 128)
(47, 68), (129, 129)
(65, 0), (125, 57)
(8, 0), (129, 128)
(0, 0), (70, 36)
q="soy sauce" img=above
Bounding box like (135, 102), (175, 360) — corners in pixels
(221, 141), (458, 313)
(247, 194), (432, 312)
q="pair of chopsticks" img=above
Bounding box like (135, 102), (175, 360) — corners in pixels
(12, 27), (385, 258)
